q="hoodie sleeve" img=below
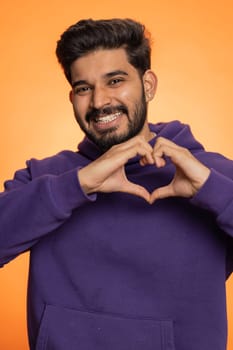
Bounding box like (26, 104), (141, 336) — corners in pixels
(190, 169), (233, 236)
(0, 164), (96, 267)
(190, 168), (233, 277)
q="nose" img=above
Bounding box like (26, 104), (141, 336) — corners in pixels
(91, 86), (111, 110)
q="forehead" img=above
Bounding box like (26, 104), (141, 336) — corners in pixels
(70, 48), (138, 83)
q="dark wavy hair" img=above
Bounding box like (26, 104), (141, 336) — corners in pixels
(56, 18), (152, 84)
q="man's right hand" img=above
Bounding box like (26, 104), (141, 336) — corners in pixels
(77, 135), (154, 203)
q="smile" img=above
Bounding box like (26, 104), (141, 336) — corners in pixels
(94, 112), (122, 124)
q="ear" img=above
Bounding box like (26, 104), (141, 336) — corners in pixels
(69, 90), (74, 104)
(142, 70), (158, 102)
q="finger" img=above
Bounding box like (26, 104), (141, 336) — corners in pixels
(110, 135), (154, 166)
(153, 145), (186, 171)
(124, 136), (154, 162)
(153, 137), (180, 155)
(153, 136), (180, 150)
(153, 139), (210, 189)
(153, 155), (166, 168)
(152, 138), (176, 168)
(114, 134), (153, 153)
(150, 185), (175, 204)
(139, 154), (155, 166)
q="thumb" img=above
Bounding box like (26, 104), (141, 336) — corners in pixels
(122, 181), (151, 203)
(150, 185), (175, 204)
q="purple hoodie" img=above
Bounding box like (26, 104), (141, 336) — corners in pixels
(1, 121), (233, 350)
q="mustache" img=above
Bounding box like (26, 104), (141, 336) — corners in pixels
(85, 105), (128, 122)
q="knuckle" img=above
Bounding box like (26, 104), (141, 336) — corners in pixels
(156, 136), (164, 144)
(110, 144), (117, 151)
(182, 147), (190, 155)
(135, 135), (145, 144)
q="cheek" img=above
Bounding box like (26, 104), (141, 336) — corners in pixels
(117, 89), (137, 104)
(118, 82), (143, 103)
(73, 98), (89, 120)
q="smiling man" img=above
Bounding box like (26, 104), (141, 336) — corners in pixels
(69, 48), (154, 151)
(1, 18), (233, 350)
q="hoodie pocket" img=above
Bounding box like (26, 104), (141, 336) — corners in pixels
(36, 304), (176, 350)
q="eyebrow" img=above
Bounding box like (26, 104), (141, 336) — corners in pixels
(72, 70), (128, 88)
(105, 70), (128, 78)
(72, 80), (87, 88)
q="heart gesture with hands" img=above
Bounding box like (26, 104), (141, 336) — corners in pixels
(78, 135), (210, 204)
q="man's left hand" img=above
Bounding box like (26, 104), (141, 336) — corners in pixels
(140, 137), (211, 204)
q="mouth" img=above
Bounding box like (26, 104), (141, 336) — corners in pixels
(92, 111), (123, 134)
(91, 111), (124, 133)
(86, 106), (128, 134)
(94, 111), (122, 124)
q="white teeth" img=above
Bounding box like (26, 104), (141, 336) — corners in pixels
(95, 112), (121, 124)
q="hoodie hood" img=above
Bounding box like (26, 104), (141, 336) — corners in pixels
(77, 120), (205, 162)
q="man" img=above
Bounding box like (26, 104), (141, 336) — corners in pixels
(0, 18), (233, 350)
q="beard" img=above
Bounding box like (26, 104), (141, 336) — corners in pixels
(73, 90), (148, 152)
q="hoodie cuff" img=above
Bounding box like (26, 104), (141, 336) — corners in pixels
(49, 167), (97, 215)
(190, 168), (233, 217)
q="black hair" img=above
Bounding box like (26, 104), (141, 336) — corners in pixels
(56, 18), (152, 84)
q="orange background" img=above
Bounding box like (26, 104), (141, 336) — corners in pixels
(0, 0), (233, 348)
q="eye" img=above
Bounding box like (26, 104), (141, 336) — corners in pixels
(109, 78), (124, 86)
(74, 86), (92, 95)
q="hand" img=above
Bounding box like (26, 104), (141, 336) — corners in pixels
(146, 137), (211, 203)
(78, 135), (211, 204)
(78, 135), (155, 203)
